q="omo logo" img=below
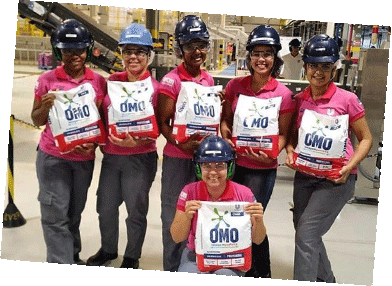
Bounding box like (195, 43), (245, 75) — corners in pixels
(120, 86), (146, 113)
(193, 88), (217, 118)
(120, 101), (146, 113)
(62, 93), (90, 121)
(209, 208), (239, 243)
(304, 119), (333, 151)
(243, 101), (269, 128)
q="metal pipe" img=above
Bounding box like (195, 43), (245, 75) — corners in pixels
(347, 24), (353, 60)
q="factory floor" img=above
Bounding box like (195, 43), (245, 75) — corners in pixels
(0, 64), (384, 286)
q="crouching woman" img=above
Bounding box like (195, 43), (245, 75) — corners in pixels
(170, 135), (266, 276)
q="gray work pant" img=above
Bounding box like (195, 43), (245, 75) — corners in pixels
(160, 155), (197, 271)
(178, 247), (245, 276)
(293, 172), (356, 282)
(96, 152), (158, 259)
(36, 149), (94, 264)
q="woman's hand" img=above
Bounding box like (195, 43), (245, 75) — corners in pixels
(245, 202), (264, 225)
(244, 148), (274, 164)
(285, 147), (297, 170)
(217, 90), (226, 105)
(246, 202), (266, 245)
(73, 143), (97, 156)
(31, 93), (56, 126)
(223, 137), (235, 148)
(109, 133), (153, 148)
(41, 93), (56, 110)
(177, 133), (204, 152)
(184, 200), (202, 220)
(328, 165), (352, 184)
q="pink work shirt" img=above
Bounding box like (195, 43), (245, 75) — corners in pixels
(34, 66), (106, 161)
(224, 76), (295, 169)
(294, 82), (365, 173)
(102, 70), (159, 155)
(158, 63), (215, 159)
(176, 180), (256, 251)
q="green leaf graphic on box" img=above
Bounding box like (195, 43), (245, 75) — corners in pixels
(211, 208), (230, 229)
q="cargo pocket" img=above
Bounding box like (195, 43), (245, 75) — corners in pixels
(38, 190), (53, 206)
(38, 190), (60, 225)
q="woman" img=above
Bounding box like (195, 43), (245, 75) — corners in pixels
(285, 34), (372, 282)
(86, 24), (159, 269)
(170, 135), (266, 276)
(156, 15), (216, 272)
(220, 24), (295, 278)
(31, 19), (106, 264)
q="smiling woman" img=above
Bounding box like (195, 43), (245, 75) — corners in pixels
(169, 135), (266, 276)
(60, 48), (87, 80)
(86, 23), (160, 270)
(155, 15), (219, 272)
(30, 19), (106, 265)
(285, 34), (373, 283)
(220, 24), (296, 278)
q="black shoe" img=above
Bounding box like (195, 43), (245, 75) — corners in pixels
(245, 267), (258, 277)
(74, 254), (86, 265)
(245, 267), (271, 278)
(120, 257), (139, 269)
(86, 249), (118, 266)
(317, 277), (337, 283)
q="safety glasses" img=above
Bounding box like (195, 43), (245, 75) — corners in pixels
(182, 41), (210, 52)
(61, 48), (86, 56)
(121, 48), (149, 58)
(200, 162), (227, 172)
(250, 50), (274, 60)
(307, 63), (334, 72)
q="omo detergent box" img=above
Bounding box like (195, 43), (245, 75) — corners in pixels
(195, 201), (252, 272)
(232, 95), (282, 158)
(107, 78), (159, 140)
(293, 109), (349, 179)
(48, 83), (106, 154)
(172, 82), (222, 143)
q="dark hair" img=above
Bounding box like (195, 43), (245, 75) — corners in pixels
(246, 46), (284, 78)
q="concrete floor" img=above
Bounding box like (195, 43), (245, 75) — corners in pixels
(0, 65), (387, 286)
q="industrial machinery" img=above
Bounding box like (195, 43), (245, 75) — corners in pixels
(18, 0), (123, 73)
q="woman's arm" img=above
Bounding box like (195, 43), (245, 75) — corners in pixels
(278, 112), (294, 152)
(285, 110), (299, 168)
(170, 200), (201, 243)
(31, 94), (55, 127)
(220, 99), (235, 147)
(245, 202), (266, 245)
(156, 93), (177, 145)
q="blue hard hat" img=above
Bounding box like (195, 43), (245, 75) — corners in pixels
(119, 23), (153, 49)
(51, 19), (94, 61)
(51, 19), (93, 50)
(194, 135), (235, 163)
(194, 135), (236, 180)
(175, 15), (209, 44)
(302, 34), (339, 63)
(246, 25), (282, 52)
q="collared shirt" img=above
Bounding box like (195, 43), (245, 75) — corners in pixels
(224, 75), (296, 169)
(176, 180), (256, 251)
(158, 63), (215, 159)
(294, 82), (365, 172)
(34, 66), (106, 161)
(102, 70), (159, 156)
(281, 53), (304, 80)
